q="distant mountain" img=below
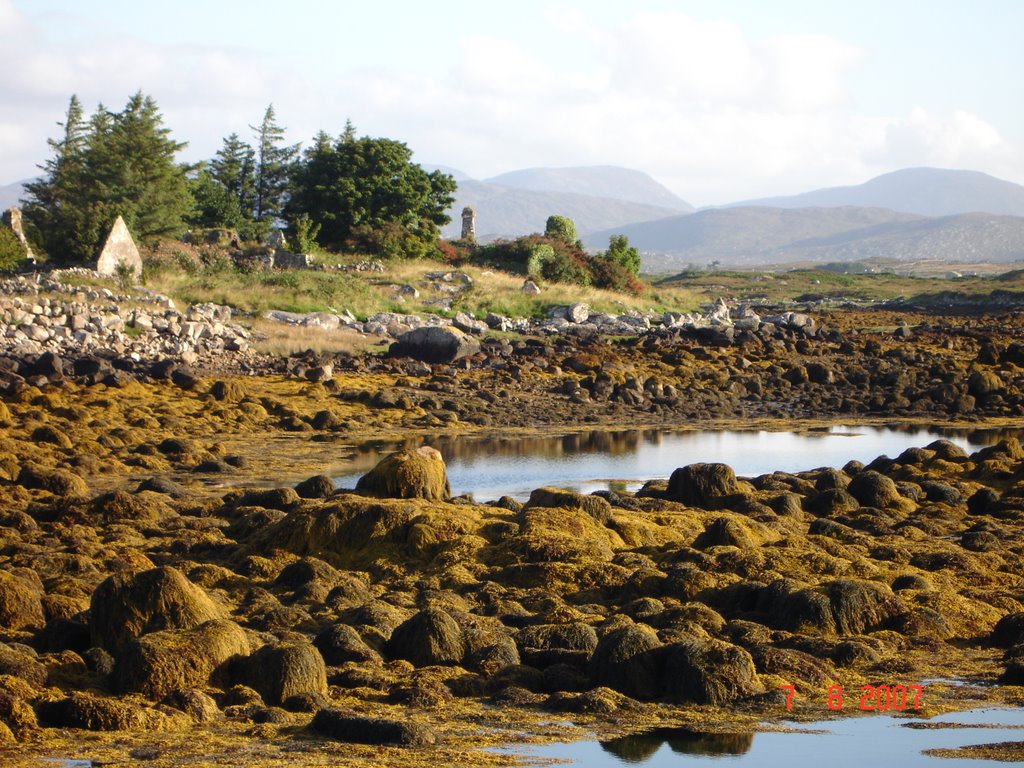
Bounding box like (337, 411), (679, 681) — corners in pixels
(584, 206), (1024, 271)
(419, 164), (473, 182)
(486, 166), (693, 212)
(0, 179), (29, 210)
(443, 179), (685, 240)
(725, 168), (1024, 218)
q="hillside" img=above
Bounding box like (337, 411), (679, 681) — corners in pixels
(485, 166), (693, 212)
(584, 206), (1024, 271)
(442, 179), (684, 240)
(0, 179), (28, 210)
(726, 167), (1024, 218)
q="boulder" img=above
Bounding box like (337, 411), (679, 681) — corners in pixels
(664, 639), (762, 704)
(295, 474), (337, 499)
(0, 571), (45, 631)
(233, 643), (327, 705)
(588, 624), (663, 700)
(385, 607), (466, 667)
(524, 487), (613, 525)
(666, 463), (740, 507)
(0, 643), (47, 687)
(313, 624), (382, 665)
(311, 709), (438, 746)
(847, 471), (902, 508)
(89, 566), (226, 654)
(113, 619), (250, 700)
(36, 691), (185, 732)
(992, 613), (1024, 648)
(355, 446), (450, 501)
(389, 326), (481, 364)
(16, 465), (88, 497)
(825, 579), (904, 635)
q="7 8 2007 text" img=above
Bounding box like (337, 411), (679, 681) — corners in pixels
(780, 684), (924, 711)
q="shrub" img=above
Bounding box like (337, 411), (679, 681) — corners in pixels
(0, 227), (26, 273)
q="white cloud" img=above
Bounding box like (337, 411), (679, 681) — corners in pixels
(1, 2), (1021, 205)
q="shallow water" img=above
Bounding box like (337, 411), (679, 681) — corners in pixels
(510, 708), (1024, 767)
(333, 424), (1017, 500)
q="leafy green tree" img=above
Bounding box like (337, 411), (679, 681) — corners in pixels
(603, 234), (641, 277)
(251, 104), (299, 223)
(544, 215), (579, 245)
(287, 124), (456, 255)
(22, 92), (192, 263)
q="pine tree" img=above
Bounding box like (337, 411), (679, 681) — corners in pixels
(251, 104), (299, 223)
(210, 132), (256, 219)
(22, 92), (192, 263)
(21, 95), (90, 262)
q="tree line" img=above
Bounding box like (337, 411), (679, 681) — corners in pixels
(17, 92), (642, 291)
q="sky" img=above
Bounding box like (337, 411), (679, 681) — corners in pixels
(1, 0), (1022, 206)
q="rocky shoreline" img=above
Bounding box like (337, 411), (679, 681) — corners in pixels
(0, 275), (1023, 766)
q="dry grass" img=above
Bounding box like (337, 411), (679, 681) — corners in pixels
(245, 317), (389, 356)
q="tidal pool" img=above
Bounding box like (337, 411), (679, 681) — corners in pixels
(334, 424), (1016, 501)
(509, 708), (1024, 767)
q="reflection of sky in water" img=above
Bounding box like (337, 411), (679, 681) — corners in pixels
(509, 708), (1024, 767)
(334, 425), (1008, 501)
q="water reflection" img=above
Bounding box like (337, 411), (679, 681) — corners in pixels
(333, 425), (1018, 501)
(601, 728), (754, 762)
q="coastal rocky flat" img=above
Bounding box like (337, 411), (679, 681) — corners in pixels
(1, 274), (1024, 765)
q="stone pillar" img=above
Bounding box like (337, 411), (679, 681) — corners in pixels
(96, 215), (142, 277)
(460, 206), (476, 242)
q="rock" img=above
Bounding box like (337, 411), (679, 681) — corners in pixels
(295, 475), (336, 499)
(524, 487), (613, 525)
(36, 691), (184, 732)
(16, 464), (88, 497)
(164, 688), (221, 723)
(968, 370), (1003, 398)
(453, 311), (488, 335)
(693, 517), (755, 549)
(991, 613), (1024, 648)
(233, 643), (327, 705)
(313, 624), (382, 665)
(385, 607), (466, 667)
(89, 566), (226, 654)
(825, 579), (904, 635)
(521, 280), (541, 295)
(95, 215), (142, 278)
(310, 709), (439, 746)
(389, 326), (481, 364)
(517, 623), (599, 656)
(0, 643), (47, 687)
(113, 620), (249, 700)
(664, 639), (762, 704)
(355, 446), (451, 501)
(666, 463), (740, 507)
(235, 487), (300, 511)
(847, 471), (902, 508)
(588, 624), (663, 700)
(210, 380), (246, 402)
(0, 571), (45, 631)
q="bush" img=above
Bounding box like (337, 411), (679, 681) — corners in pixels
(545, 215), (579, 245)
(0, 227), (26, 273)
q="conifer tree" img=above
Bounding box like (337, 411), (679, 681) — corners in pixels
(210, 132), (256, 219)
(22, 92), (192, 263)
(251, 104), (299, 223)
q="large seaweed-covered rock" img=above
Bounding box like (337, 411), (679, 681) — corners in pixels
(825, 579), (905, 635)
(36, 691), (188, 732)
(356, 447), (451, 501)
(389, 326), (481, 364)
(113, 620), (250, 700)
(311, 709), (439, 746)
(385, 607), (466, 667)
(664, 639), (762, 704)
(233, 642), (327, 705)
(0, 571), (45, 631)
(16, 465), (88, 497)
(313, 624), (382, 665)
(991, 613), (1024, 648)
(0, 643), (47, 687)
(588, 624), (663, 700)
(847, 471), (902, 508)
(666, 463), (740, 507)
(89, 566), (226, 654)
(524, 488), (613, 525)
